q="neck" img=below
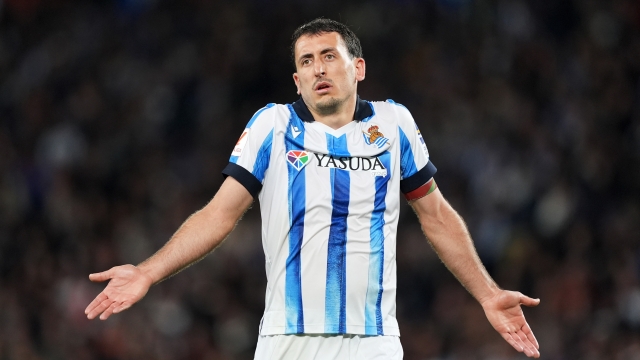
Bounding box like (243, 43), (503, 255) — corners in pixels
(306, 93), (358, 130)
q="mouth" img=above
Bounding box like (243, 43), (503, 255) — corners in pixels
(314, 81), (332, 94)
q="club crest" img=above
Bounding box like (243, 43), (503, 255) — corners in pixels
(286, 150), (310, 170)
(363, 125), (389, 148)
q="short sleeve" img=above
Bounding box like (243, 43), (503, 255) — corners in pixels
(387, 100), (437, 194)
(222, 103), (276, 198)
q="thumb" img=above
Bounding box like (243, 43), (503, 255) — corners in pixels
(89, 268), (114, 282)
(519, 294), (541, 307)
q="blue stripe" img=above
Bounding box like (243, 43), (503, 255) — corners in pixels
(324, 134), (350, 334)
(247, 103), (275, 128)
(365, 151), (391, 335)
(286, 103), (306, 130)
(251, 129), (273, 182)
(229, 104), (275, 164)
(398, 127), (418, 179)
(360, 101), (376, 123)
(285, 113), (305, 334)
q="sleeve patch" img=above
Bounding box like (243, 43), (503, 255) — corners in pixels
(415, 125), (429, 157)
(232, 128), (250, 157)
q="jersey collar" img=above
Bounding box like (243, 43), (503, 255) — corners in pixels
(292, 96), (373, 123)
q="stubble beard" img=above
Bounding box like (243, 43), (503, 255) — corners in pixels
(314, 95), (348, 116)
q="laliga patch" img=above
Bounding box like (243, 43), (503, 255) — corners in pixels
(286, 150), (310, 170)
(232, 129), (250, 156)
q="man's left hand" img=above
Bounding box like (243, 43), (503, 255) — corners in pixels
(481, 290), (540, 358)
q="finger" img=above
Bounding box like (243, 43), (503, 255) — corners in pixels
(516, 333), (540, 358)
(522, 322), (540, 349)
(500, 332), (524, 353)
(85, 293), (108, 316)
(519, 294), (541, 307)
(113, 303), (132, 314)
(516, 329), (540, 357)
(99, 302), (120, 320)
(510, 330), (533, 356)
(87, 298), (114, 320)
(89, 268), (115, 283)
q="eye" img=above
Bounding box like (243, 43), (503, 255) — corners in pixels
(302, 59), (311, 66)
(326, 54), (335, 60)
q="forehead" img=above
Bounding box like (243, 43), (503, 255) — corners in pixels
(294, 32), (348, 58)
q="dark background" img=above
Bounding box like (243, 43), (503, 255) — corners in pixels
(1, 0), (639, 359)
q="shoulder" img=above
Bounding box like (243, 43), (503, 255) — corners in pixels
(368, 98), (411, 113)
(246, 103), (292, 129)
(367, 99), (415, 126)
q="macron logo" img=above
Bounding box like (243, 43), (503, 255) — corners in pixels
(291, 125), (301, 139)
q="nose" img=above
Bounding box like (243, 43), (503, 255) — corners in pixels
(314, 60), (325, 76)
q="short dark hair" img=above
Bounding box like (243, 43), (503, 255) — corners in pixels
(291, 18), (363, 67)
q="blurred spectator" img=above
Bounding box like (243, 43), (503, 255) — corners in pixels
(1, 0), (639, 359)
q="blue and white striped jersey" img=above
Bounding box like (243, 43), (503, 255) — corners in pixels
(222, 97), (436, 336)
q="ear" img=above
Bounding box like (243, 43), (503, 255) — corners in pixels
(292, 73), (301, 95)
(354, 58), (366, 81)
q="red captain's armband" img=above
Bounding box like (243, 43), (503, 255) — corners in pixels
(404, 178), (437, 201)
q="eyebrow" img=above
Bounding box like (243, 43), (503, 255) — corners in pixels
(297, 47), (338, 63)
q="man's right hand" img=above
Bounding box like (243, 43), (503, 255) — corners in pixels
(85, 264), (154, 320)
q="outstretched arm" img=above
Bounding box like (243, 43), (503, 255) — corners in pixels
(410, 180), (540, 358)
(85, 176), (253, 320)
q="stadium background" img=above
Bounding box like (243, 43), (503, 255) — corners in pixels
(1, 0), (639, 358)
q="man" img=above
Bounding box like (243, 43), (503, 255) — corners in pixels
(85, 18), (540, 359)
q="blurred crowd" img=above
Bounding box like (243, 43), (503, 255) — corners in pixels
(1, 0), (639, 359)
